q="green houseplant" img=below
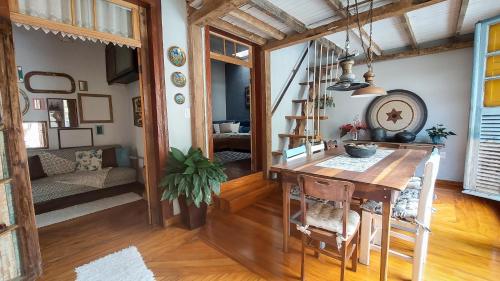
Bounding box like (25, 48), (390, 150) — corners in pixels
(426, 124), (456, 144)
(160, 147), (227, 229)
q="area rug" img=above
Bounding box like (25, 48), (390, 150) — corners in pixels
(35, 192), (142, 228)
(215, 151), (251, 164)
(75, 246), (155, 281)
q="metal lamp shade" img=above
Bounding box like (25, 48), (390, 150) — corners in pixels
(326, 58), (369, 92)
(351, 70), (387, 97)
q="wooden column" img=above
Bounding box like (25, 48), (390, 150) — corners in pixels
(261, 49), (272, 176)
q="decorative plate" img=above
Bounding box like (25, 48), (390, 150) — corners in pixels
(365, 89), (427, 137)
(19, 89), (30, 116)
(171, 72), (186, 88)
(168, 46), (186, 67)
(174, 93), (185, 105)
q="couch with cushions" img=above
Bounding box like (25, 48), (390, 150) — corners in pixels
(27, 145), (143, 214)
(212, 120), (251, 152)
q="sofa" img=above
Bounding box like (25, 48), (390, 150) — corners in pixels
(28, 145), (143, 214)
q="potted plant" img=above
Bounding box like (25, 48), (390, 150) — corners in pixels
(426, 124), (456, 144)
(160, 147), (227, 229)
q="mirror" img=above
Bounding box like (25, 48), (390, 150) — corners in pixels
(22, 121), (48, 149)
(24, 71), (76, 94)
(47, 98), (79, 128)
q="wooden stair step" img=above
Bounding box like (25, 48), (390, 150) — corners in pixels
(298, 78), (338, 85)
(285, 115), (328, 120)
(218, 180), (278, 213)
(292, 99), (308, 103)
(220, 172), (264, 194)
(272, 150), (283, 156)
(278, 133), (320, 139)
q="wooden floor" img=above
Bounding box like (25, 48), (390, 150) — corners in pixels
(36, 187), (499, 281)
(224, 159), (253, 181)
(37, 200), (263, 281)
(199, 187), (500, 281)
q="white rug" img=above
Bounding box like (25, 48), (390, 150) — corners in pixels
(75, 246), (155, 281)
(36, 192), (142, 228)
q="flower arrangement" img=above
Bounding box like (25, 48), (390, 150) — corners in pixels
(340, 118), (367, 138)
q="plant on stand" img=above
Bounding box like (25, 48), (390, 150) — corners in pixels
(426, 124), (456, 144)
(160, 147), (227, 229)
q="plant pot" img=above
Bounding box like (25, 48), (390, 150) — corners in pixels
(178, 195), (207, 230)
(431, 135), (444, 144)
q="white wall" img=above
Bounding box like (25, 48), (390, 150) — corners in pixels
(321, 48), (473, 181)
(162, 0), (192, 154)
(126, 81), (145, 158)
(13, 26), (141, 153)
(210, 60), (227, 121)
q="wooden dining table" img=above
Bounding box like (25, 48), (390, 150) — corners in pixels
(270, 146), (428, 281)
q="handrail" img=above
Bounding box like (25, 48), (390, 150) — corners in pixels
(271, 40), (314, 115)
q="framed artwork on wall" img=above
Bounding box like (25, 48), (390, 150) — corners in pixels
(78, 80), (88, 91)
(96, 125), (104, 135)
(47, 98), (79, 128)
(245, 86), (250, 108)
(32, 98), (45, 110)
(132, 96), (143, 127)
(24, 71), (76, 94)
(58, 128), (94, 149)
(78, 93), (114, 123)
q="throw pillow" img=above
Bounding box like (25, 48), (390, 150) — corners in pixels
(75, 149), (103, 171)
(115, 147), (131, 167)
(38, 152), (77, 176)
(213, 124), (221, 134)
(28, 155), (47, 180)
(102, 147), (118, 168)
(230, 122), (240, 133)
(219, 123), (233, 133)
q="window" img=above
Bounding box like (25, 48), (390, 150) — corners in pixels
(209, 33), (251, 64)
(22, 122), (48, 149)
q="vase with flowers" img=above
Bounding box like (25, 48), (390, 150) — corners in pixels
(340, 117), (367, 141)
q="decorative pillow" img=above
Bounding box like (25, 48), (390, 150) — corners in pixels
(230, 122), (240, 133)
(75, 149), (103, 171)
(213, 124), (221, 134)
(28, 155), (47, 180)
(38, 152), (77, 176)
(115, 147), (131, 167)
(239, 126), (250, 133)
(102, 147), (118, 168)
(219, 123), (233, 133)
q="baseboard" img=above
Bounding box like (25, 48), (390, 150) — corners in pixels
(436, 180), (463, 191)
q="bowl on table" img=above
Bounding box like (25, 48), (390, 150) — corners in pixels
(344, 143), (377, 158)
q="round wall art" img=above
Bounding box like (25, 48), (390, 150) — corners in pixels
(19, 89), (30, 116)
(174, 93), (185, 105)
(171, 72), (186, 88)
(168, 46), (186, 67)
(365, 89), (427, 137)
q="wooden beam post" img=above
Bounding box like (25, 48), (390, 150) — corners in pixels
(189, 0), (249, 25)
(229, 9), (285, 40)
(401, 13), (418, 49)
(210, 18), (267, 45)
(455, 0), (470, 36)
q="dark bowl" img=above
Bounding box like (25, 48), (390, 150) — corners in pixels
(344, 144), (377, 158)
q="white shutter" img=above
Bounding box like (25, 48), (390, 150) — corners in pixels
(476, 114), (500, 195)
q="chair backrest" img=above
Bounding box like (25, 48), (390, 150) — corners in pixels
(417, 148), (441, 226)
(283, 145), (306, 161)
(298, 174), (355, 238)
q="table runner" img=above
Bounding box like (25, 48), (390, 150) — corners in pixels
(315, 149), (395, 172)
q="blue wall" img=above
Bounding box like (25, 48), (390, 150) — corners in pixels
(225, 63), (250, 120)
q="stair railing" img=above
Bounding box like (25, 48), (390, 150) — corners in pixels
(271, 40), (314, 115)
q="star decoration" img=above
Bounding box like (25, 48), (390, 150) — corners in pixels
(386, 108), (403, 124)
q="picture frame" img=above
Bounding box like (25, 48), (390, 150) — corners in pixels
(96, 125), (104, 135)
(245, 86), (250, 108)
(24, 71), (76, 94)
(57, 128), (94, 149)
(32, 98), (45, 110)
(47, 98), (79, 128)
(132, 96), (143, 127)
(78, 80), (89, 91)
(78, 93), (114, 123)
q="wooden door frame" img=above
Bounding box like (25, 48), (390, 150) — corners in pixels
(198, 26), (264, 172)
(1, 0), (169, 278)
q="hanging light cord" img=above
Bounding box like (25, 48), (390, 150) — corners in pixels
(354, 0), (374, 70)
(345, 0), (351, 56)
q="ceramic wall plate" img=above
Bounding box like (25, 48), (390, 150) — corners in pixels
(168, 46), (186, 67)
(365, 89), (427, 137)
(174, 93), (185, 105)
(171, 72), (186, 88)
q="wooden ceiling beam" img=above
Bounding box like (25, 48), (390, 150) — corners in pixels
(401, 13), (418, 49)
(325, 0), (382, 56)
(249, 0), (307, 33)
(210, 18), (267, 45)
(263, 0), (447, 51)
(228, 9), (286, 40)
(188, 0), (249, 25)
(455, 0), (470, 36)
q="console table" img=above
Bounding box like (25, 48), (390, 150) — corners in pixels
(344, 140), (444, 152)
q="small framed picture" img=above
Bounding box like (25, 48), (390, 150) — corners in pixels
(78, 80), (88, 91)
(244, 86), (250, 108)
(32, 98), (45, 110)
(17, 66), (24, 82)
(96, 125), (104, 135)
(132, 97), (143, 127)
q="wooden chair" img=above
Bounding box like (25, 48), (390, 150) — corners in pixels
(297, 174), (360, 281)
(359, 149), (440, 281)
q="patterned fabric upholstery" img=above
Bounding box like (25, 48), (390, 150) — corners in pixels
(305, 202), (360, 248)
(38, 152), (76, 176)
(75, 149), (103, 171)
(360, 177), (423, 222)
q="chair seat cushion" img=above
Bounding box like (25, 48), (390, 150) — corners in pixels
(361, 187), (421, 222)
(306, 202), (360, 247)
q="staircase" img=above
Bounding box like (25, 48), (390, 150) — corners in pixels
(273, 40), (337, 155)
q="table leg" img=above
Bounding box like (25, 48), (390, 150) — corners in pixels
(380, 200), (392, 281)
(282, 181), (290, 253)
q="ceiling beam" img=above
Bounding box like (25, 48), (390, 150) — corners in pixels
(228, 9), (286, 40)
(455, 0), (470, 36)
(401, 13), (418, 49)
(210, 18), (267, 45)
(317, 37), (344, 55)
(263, 0), (447, 51)
(188, 0), (249, 25)
(354, 35), (473, 64)
(324, 0), (382, 56)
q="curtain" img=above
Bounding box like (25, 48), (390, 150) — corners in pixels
(96, 0), (132, 38)
(18, 0), (72, 24)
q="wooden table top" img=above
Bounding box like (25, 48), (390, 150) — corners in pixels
(271, 147), (429, 191)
